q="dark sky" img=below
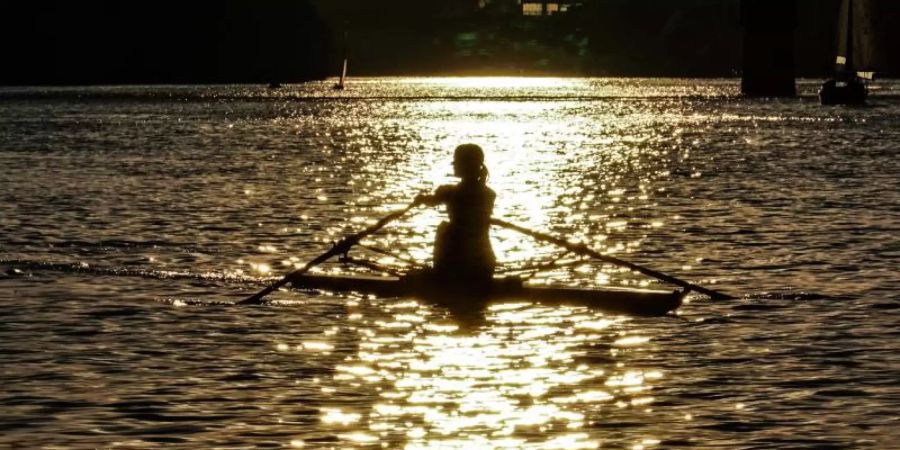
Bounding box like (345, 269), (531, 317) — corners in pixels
(1, 0), (330, 85)
(1, 0), (896, 85)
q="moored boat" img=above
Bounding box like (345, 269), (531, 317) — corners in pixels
(820, 0), (873, 105)
(820, 77), (867, 105)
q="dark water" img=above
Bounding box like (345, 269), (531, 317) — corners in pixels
(1, 78), (898, 449)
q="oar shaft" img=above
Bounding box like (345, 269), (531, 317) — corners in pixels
(238, 249), (340, 305)
(239, 203), (416, 305)
(490, 218), (734, 300)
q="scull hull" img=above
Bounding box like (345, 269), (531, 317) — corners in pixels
(289, 273), (683, 316)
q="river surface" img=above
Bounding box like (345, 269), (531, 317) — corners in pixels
(1, 78), (898, 449)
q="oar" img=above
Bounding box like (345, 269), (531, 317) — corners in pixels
(490, 218), (735, 300)
(238, 203), (418, 305)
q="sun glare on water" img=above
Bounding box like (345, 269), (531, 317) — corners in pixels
(413, 76), (572, 90)
(280, 301), (667, 449)
(249, 76), (680, 448)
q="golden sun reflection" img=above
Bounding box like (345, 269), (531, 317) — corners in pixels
(349, 85), (673, 291)
(411, 76), (573, 90)
(299, 301), (664, 449)
(271, 77), (685, 449)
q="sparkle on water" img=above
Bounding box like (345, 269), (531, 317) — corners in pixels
(302, 302), (647, 449)
(1, 77), (898, 449)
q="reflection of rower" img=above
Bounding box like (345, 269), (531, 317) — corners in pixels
(414, 144), (496, 286)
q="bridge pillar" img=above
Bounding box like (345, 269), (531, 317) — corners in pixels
(740, 0), (798, 97)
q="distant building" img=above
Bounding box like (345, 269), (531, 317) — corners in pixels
(477, 0), (583, 16)
(520, 0), (582, 16)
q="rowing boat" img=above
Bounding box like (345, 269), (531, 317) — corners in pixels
(288, 272), (684, 316)
(241, 203), (729, 309)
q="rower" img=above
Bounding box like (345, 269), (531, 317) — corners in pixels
(414, 144), (496, 287)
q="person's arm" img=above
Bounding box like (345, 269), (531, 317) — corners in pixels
(414, 185), (450, 207)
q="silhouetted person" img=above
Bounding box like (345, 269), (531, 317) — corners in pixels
(415, 144), (496, 286)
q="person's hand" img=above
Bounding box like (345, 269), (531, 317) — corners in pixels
(414, 192), (431, 206)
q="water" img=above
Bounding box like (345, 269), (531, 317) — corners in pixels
(1, 78), (898, 449)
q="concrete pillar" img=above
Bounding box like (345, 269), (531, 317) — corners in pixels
(740, 0), (798, 97)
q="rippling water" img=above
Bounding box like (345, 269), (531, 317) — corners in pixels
(1, 78), (898, 449)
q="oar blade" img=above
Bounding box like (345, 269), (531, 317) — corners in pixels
(707, 291), (736, 301)
(239, 294), (264, 305)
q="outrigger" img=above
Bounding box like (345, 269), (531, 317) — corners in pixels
(239, 203), (733, 316)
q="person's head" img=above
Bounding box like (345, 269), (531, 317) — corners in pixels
(453, 143), (488, 183)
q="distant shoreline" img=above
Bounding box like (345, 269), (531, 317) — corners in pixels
(1, 76), (898, 90)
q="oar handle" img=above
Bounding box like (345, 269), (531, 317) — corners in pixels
(490, 218), (734, 300)
(239, 203), (417, 305)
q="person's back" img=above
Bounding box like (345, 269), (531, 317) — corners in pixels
(415, 144), (496, 284)
(432, 180), (495, 278)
